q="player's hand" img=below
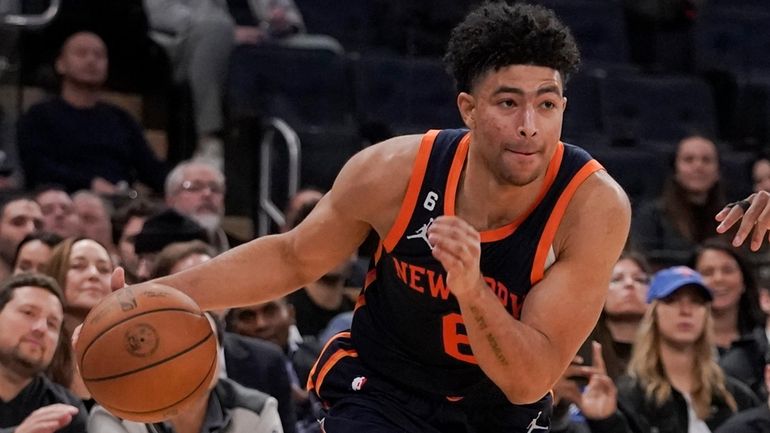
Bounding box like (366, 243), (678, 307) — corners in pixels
(15, 404), (79, 433)
(427, 216), (483, 299)
(716, 191), (770, 251)
(578, 342), (617, 420)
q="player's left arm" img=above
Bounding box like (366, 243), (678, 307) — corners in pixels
(431, 171), (630, 404)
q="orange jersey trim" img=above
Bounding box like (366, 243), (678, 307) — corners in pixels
(310, 348), (359, 396)
(442, 132), (472, 215)
(307, 331), (351, 391)
(382, 131), (438, 252)
(444, 141), (566, 243)
(530, 159), (604, 284)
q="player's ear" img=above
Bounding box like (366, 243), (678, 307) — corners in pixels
(457, 92), (476, 130)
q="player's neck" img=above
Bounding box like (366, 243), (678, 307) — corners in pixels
(0, 364), (33, 402)
(457, 156), (543, 231)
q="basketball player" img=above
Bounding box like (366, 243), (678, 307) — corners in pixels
(108, 3), (630, 431)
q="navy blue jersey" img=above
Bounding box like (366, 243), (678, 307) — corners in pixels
(351, 129), (602, 397)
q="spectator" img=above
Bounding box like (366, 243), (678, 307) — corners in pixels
(690, 239), (763, 352)
(225, 297), (322, 429)
(72, 190), (116, 257)
(582, 266), (759, 433)
(165, 160), (242, 254)
(88, 313), (284, 433)
(632, 135), (726, 267)
(0, 195), (44, 281)
(0, 273), (88, 433)
(150, 238), (297, 433)
(133, 208), (209, 281)
(34, 186), (82, 239)
(44, 237), (114, 405)
(144, 0), (304, 167)
(17, 31), (167, 194)
(110, 198), (163, 284)
(753, 153), (770, 194)
(13, 232), (64, 275)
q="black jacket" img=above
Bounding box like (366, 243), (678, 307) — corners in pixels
(588, 375), (760, 433)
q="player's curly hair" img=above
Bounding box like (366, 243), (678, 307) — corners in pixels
(444, 2), (581, 93)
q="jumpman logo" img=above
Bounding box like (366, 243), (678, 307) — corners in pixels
(406, 218), (434, 249)
(526, 411), (548, 433)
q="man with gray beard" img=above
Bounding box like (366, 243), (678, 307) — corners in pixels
(164, 160), (242, 254)
(0, 273), (86, 433)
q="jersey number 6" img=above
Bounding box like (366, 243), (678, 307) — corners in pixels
(442, 313), (478, 364)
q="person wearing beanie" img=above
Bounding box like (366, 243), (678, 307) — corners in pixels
(133, 208), (209, 281)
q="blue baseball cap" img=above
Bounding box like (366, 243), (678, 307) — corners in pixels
(646, 266), (713, 303)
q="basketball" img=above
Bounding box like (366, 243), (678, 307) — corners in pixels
(75, 283), (218, 423)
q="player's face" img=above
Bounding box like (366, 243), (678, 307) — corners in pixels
(655, 286), (709, 347)
(13, 240), (54, 275)
(228, 301), (293, 349)
(461, 65), (566, 186)
(65, 239), (112, 310)
(0, 286), (62, 376)
(605, 258), (649, 318)
(674, 136), (719, 196)
(694, 248), (744, 313)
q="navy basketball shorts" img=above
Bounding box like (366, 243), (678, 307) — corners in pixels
(307, 332), (553, 433)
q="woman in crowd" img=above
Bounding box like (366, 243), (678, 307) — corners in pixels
(12, 231), (63, 275)
(45, 236), (114, 405)
(581, 266), (758, 433)
(632, 135), (725, 267)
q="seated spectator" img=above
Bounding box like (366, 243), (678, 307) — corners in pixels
(225, 297), (322, 428)
(582, 266), (759, 433)
(34, 186), (82, 239)
(149, 238), (297, 433)
(110, 198), (163, 284)
(44, 237), (114, 406)
(88, 312), (284, 433)
(72, 190), (117, 258)
(17, 31), (167, 194)
(690, 239), (763, 353)
(0, 273), (87, 433)
(132, 208), (210, 281)
(0, 195), (44, 281)
(165, 160), (243, 254)
(144, 0), (304, 167)
(752, 152), (770, 194)
(13, 232), (64, 275)
(632, 135), (726, 267)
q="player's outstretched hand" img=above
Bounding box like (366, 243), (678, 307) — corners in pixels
(15, 404), (79, 433)
(716, 191), (770, 251)
(427, 216), (483, 299)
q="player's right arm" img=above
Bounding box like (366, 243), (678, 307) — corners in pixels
(149, 135), (421, 311)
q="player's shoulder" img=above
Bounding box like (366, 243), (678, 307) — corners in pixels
(333, 133), (424, 196)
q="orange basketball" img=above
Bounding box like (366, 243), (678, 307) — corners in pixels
(75, 283), (218, 423)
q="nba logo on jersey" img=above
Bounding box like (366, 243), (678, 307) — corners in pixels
(351, 376), (367, 391)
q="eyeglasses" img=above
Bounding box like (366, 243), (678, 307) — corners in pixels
(179, 180), (225, 194)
